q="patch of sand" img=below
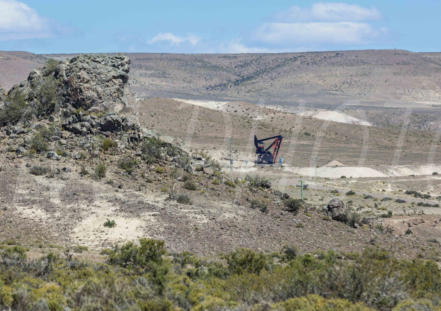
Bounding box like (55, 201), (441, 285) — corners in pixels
(299, 110), (372, 126)
(172, 98), (229, 111)
(71, 200), (156, 248)
(287, 166), (387, 179)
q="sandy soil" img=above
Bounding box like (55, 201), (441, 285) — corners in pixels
(298, 110), (372, 126)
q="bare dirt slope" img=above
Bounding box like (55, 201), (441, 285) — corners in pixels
(134, 98), (441, 167)
(0, 51), (46, 90)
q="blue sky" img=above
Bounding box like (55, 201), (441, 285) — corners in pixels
(0, 0), (440, 53)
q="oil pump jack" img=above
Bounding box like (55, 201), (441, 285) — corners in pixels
(254, 135), (283, 165)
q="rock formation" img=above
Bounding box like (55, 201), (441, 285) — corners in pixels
(327, 198), (347, 222)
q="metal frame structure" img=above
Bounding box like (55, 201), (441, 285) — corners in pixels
(254, 135), (283, 165)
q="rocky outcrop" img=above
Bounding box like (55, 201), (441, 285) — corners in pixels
(0, 55), (137, 133)
(62, 55), (130, 112)
(61, 111), (139, 136)
(2, 54), (130, 127)
(0, 54), (190, 170)
(327, 198), (347, 222)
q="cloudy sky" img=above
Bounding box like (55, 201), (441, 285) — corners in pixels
(0, 0), (440, 53)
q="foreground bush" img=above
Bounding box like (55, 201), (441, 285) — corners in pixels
(0, 241), (440, 310)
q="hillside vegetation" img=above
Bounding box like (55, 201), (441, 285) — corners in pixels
(0, 240), (440, 310)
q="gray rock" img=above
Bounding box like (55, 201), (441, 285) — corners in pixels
(47, 151), (61, 160)
(327, 198), (347, 222)
(63, 55), (130, 112)
(16, 146), (26, 155)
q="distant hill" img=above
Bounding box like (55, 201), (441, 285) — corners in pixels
(127, 50), (441, 107)
(0, 51), (47, 90)
(1, 50), (441, 108)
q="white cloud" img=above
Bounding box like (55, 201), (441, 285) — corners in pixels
(225, 39), (276, 53)
(149, 33), (200, 46)
(310, 3), (380, 21)
(279, 2), (380, 22)
(257, 22), (379, 45)
(257, 2), (384, 47)
(0, 0), (51, 40)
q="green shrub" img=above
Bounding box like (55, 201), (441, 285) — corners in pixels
(405, 190), (431, 199)
(101, 138), (117, 152)
(30, 132), (49, 154)
(346, 190), (356, 196)
(43, 59), (60, 76)
(380, 210), (393, 218)
(283, 198), (303, 215)
(30, 166), (48, 176)
(176, 194), (191, 205)
(95, 162), (107, 179)
(118, 157), (138, 174)
(224, 248), (268, 275)
(156, 166), (165, 174)
(37, 76), (58, 117)
(0, 89), (28, 125)
(246, 175), (271, 189)
(108, 238), (166, 270)
(277, 295), (373, 311)
(104, 219), (116, 228)
(224, 179), (236, 188)
(250, 199), (268, 213)
(184, 180), (197, 191)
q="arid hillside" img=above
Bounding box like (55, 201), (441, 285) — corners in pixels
(128, 50), (441, 106)
(0, 51), (46, 90)
(2, 50), (438, 108)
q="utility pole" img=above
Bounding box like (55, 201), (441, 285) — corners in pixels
(229, 137), (233, 170)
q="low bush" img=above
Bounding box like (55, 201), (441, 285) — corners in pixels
(0, 89), (28, 125)
(224, 179), (236, 188)
(0, 241), (439, 310)
(118, 157), (138, 174)
(184, 180), (197, 191)
(155, 166), (165, 174)
(101, 138), (117, 152)
(176, 194), (191, 205)
(417, 202), (440, 208)
(104, 219), (116, 228)
(250, 199), (268, 213)
(346, 190), (356, 196)
(224, 248), (268, 275)
(405, 190), (431, 199)
(30, 166), (48, 176)
(245, 175), (271, 189)
(283, 198), (303, 215)
(30, 131), (50, 153)
(95, 162), (107, 179)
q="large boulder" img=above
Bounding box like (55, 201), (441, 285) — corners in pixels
(62, 55), (130, 112)
(327, 198), (347, 222)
